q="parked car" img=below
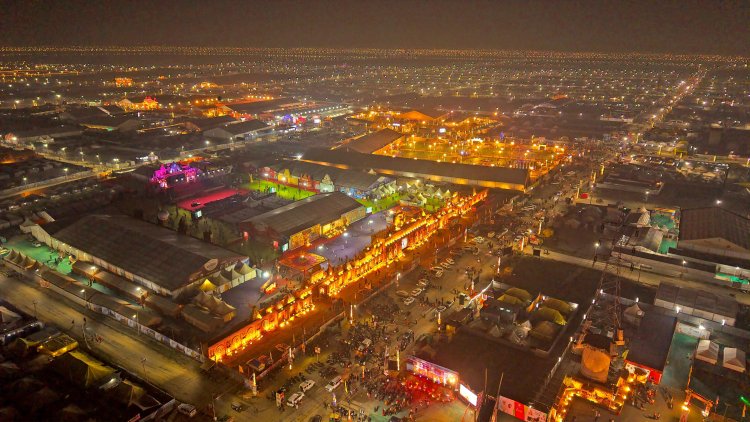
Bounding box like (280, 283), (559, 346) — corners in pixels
(325, 376), (342, 392)
(396, 290), (410, 298)
(300, 379), (315, 392)
(275, 343), (289, 353)
(403, 297), (415, 306)
(287, 392), (305, 407)
(417, 280), (428, 288)
(177, 403), (197, 418)
(411, 288), (423, 296)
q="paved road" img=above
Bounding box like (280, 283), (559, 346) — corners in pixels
(536, 248), (750, 305)
(0, 270), (237, 413)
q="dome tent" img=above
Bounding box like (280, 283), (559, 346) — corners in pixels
(505, 287), (532, 302)
(531, 306), (566, 325)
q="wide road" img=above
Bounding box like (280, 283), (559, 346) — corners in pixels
(0, 270), (237, 413)
(536, 248), (750, 306)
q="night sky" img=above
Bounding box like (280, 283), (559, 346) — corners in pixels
(3, 0), (749, 55)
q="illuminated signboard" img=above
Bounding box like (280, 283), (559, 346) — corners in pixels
(497, 395), (547, 422)
(366, 207), (373, 214)
(439, 127), (446, 134)
(459, 384), (478, 407)
(405, 356), (458, 390)
(194, 209), (202, 218)
(401, 237), (409, 250)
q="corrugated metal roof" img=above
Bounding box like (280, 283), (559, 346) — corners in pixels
(50, 215), (244, 292)
(627, 312), (676, 371)
(244, 192), (363, 237)
(680, 207), (750, 250)
(302, 147), (529, 188)
(344, 128), (404, 153)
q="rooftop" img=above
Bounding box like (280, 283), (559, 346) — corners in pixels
(679, 207), (750, 251)
(243, 192), (363, 237)
(626, 311), (677, 371)
(45, 215), (245, 291)
(302, 147), (529, 189)
(223, 98), (294, 115)
(213, 119), (269, 135)
(344, 128), (404, 153)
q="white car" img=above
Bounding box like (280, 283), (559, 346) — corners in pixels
(433, 271), (444, 278)
(411, 288), (423, 296)
(403, 297), (415, 306)
(177, 403), (197, 418)
(287, 392), (305, 407)
(417, 280), (428, 288)
(300, 379), (315, 392)
(325, 376), (342, 392)
(441, 262), (452, 269)
(445, 258), (455, 264)
(396, 290), (410, 298)
(474, 236), (485, 243)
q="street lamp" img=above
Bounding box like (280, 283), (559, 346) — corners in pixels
(133, 313), (140, 335)
(593, 242), (600, 263)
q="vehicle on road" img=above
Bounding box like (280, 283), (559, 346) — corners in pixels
(403, 296), (415, 306)
(440, 262), (452, 269)
(286, 392), (305, 407)
(411, 288), (423, 296)
(275, 343), (289, 353)
(396, 290), (410, 298)
(445, 258), (455, 264)
(177, 403), (197, 418)
(433, 271), (444, 278)
(325, 376), (342, 392)
(437, 305), (447, 313)
(300, 379), (315, 392)
(231, 402), (244, 412)
(417, 280), (428, 288)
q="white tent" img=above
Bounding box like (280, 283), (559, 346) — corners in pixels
(722, 348), (746, 373)
(623, 303), (645, 326)
(695, 340), (719, 365)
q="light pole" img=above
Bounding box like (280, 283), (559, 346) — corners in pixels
(594, 242), (600, 263)
(81, 289), (89, 309)
(32, 300), (37, 318)
(133, 312), (139, 336)
(140, 357), (147, 381)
